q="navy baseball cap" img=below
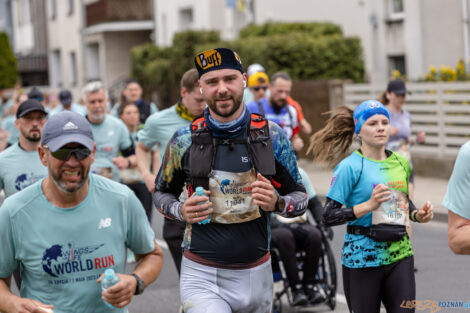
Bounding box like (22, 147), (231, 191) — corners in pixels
(41, 111), (94, 152)
(16, 99), (48, 119)
(59, 89), (73, 105)
(387, 79), (407, 95)
(194, 48), (243, 78)
(28, 87), (43, 101)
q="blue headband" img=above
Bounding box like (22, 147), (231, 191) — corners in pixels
(353, 100), (390, 134)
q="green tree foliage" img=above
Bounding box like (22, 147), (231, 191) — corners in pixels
(0, 32), (18, 89)
(131, 23), (364, 108)
(239, 22), (342, 38)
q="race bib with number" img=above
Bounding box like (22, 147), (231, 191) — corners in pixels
(372, 189), (409, 226)
(208, 168), (261, 224)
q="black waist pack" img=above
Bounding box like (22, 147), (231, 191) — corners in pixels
(347, 224), (407, 242)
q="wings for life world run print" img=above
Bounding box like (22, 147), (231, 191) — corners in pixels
(42, 242), (114, 285)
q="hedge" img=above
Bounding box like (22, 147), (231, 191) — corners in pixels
(131, 24), (364, 108)
(195, 33), (364, 82)
(0, 32), (18, 89)
(239, 22), (342, 38)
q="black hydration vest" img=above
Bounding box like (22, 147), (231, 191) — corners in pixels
(189, 113), (276, 193)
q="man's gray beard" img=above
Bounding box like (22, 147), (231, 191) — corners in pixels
(50, 171), (87, 194)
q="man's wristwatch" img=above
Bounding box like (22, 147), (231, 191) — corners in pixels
(131, 273), (145, 295)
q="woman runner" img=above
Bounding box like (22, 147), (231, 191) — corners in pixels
(308, 100), (434, 313)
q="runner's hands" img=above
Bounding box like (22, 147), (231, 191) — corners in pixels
(416, 201), (434, 223)
(181, 190), (213, 224)
(97, 273), (136, 308)
(112, 156), (129, 170)
(368, 184), (391, 212)
(251, 174), (278, 212)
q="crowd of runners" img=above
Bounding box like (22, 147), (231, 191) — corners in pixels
(0, 46), (468, 313)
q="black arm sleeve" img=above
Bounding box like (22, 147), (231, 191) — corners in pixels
(120, 143), (135, 157)
(322, 197), (356, 227)
(308, 195), (324, 225)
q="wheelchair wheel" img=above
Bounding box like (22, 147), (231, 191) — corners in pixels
(318, 236), (337, 310)
(272, 298), (282, 313)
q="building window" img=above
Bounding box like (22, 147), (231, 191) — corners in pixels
(20, 0), (31, 25)
(50, 0), (57, 19)
(179, 8), (193, 31)
(67, 0), (74, 15)
(51, 49), (62, 88)
(69, 51), (77, 86)
(85, 43), (101, 81)
(388, 0), (404, 21)
(389, 55), (406, 77)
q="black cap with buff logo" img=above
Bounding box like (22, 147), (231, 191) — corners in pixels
(194, 48), (243, 78)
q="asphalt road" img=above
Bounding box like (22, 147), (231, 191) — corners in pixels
(127, 212), (470, 313)
(7, 203), (468, 313)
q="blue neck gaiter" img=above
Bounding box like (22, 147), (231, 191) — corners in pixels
(204, 104), (251, 138)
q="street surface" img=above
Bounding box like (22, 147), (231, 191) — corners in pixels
(125, 211), (469, 313)
(5, 175), (469, 313)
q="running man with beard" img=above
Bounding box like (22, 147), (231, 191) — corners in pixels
(0, 99), (48, 289)
(154, 48), (307, 313)
(0, 111), (163, 313)
(246, 72), (304, 152)
(82, 81), (135, 182)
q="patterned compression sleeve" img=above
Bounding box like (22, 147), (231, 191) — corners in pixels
(153, 190), (184, 221)
(276, 191), (308, 218)
(322, 197), (356, 227)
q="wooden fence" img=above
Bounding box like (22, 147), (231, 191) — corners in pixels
(343, 82), (470, 157)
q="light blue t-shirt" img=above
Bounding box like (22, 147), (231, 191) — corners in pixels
(298, 167), (316, 199)
(2, 115), (19, 144)
(0, 143), (48, 197)
(443, 141), (470, 219)
(137, 105), (191, 159)
(327, 150), (413, 268)
(49, 103), (87, 117)
(90, 115), (133, 181)
(0, 174), (155, 313)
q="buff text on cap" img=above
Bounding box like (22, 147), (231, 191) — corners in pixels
(194, 48), (243, 78)
(353, 100), (390, 134)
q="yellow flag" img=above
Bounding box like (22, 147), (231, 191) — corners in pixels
(237, 0), (246, 12)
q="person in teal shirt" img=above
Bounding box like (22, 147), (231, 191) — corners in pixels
(445, 141), (470, 254)
(309, 100), (434, 313)
(82, 81), (135, 182)
(0, 99), (48, 290)
(136, 68), (205, 279)
(0, 99), (48, 198)
(0, 111), (163, 313)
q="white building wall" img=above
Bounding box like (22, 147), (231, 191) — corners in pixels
(151, 0), (470, 83)
(46, 0), (84, 99)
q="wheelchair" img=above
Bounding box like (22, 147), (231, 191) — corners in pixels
(271, 211), (337, 313)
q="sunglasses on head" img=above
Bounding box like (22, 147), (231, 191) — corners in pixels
(44, 145), (91, 161)
(252, 86), (268, 92)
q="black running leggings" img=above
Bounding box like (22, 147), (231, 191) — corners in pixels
(343, 256), (415, 313)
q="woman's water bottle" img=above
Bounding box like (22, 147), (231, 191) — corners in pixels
(101, 269), (120, 309)
(196, 187), (211, 225)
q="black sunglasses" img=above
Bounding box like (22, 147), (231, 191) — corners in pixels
(252, 86), (268, 92)
(45, 145), (91, 161)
